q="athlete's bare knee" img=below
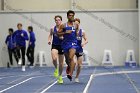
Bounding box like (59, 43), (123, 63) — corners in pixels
(77, 64), (82, 68)
(53, 57), (57, 62)
(69, 58), (74, 63)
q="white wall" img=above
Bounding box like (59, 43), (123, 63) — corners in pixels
(0, 11), (138, 67)
(76, 0), (136, 9)
(4, 0), (137, 11)
(4, 0), (71, 11)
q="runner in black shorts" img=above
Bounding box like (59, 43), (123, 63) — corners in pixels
(51, 44), (63, 55)
(48, 15), (64, 84)
(74, 18), (88, 83)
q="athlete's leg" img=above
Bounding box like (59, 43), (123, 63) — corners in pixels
(51, 49), (59, 77)
(75, 55), (82, 82)
(30, 47), (34, 66)
(21, 47), (26, 71)
(21, 47), (26, 66)
(51, 49), (58, 69)
(67, 48), (76, 80)
(58, 54), (64, 76)
(8, 48), (13, 65)
(16, 47), (21, 59)
(13, 48), (19, 64)
(58, 54), (64, 84)
(16, 47), (22, 65)
(26, 47), (31, 63)
(64, 53), (70, 67)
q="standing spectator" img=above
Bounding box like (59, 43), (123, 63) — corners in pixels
(13, 23), (29, 71)
(26, 26), (36, 68)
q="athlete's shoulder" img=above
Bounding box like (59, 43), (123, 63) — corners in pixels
(22, 29), (27, 33)
(50, 26), (55, 31)
(7, 35), (10, 38)
(58, 23), (65, 30)
(61, 23), (66, 27)
(31, 31), (35, 35)
(13, 30), (19, 35)
(14, 30), (18, 32)
(63, 23), (67, 26)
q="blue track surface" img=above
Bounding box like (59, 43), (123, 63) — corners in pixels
(0, 66), (140, 93)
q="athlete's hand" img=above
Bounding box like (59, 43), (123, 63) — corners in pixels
(59, 36), (64, 40)
(48, 41), (51, 45)
(2, 46), (6, 50)
(81, 43), (85, 47)
(65, 30), (72, 34)
(3, 44), (7, 49)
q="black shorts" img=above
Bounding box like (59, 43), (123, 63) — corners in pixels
(75, 52), (83, 58)
(51, 44), (64, 55)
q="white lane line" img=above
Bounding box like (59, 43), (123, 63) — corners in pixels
(0, 71), (40, 88)
(40, 76), (67, 93)
(83, 74), (94, 93)
(0, 71), (40, 79)
(0, 75), (21, 80)
(40, 81), (57, 93)
(94, 70), (140, 77)
(0, 76), (27, 88)
(124, 73), (140, 93)
(83, 67), (96, 93)
(0, 77), (33, 93)
(83, 70), (140, 93)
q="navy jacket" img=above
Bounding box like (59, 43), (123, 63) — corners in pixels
(5, 35), (15, 49)
(13, 30), (29, 47)
(29, 31), (36, 47)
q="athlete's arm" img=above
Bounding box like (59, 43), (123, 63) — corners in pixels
(65, 30), (73, 34)
(48, 28), (53, 45)
(5, 36), (8, 45)
(82, 31), (88, 47)
(57, 24), (65, 36)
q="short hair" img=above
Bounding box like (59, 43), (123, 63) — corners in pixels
(17, 23), (22, 27)
(8, 28), (13, 33)
(67, 10), (75, 17)
(54, 15), (62, 21)
(74, 18), (80, 23)
(28, 26), (33, 31)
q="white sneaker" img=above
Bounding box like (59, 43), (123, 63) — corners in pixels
(22, 66), (26, 71)
(75, 78), (79, 83)
(18, 59), (22, 65)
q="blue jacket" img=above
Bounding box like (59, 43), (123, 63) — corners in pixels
(13, 30), (29, 47)
(5, 35), (15, 49)
(29, 31), (36, 47)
